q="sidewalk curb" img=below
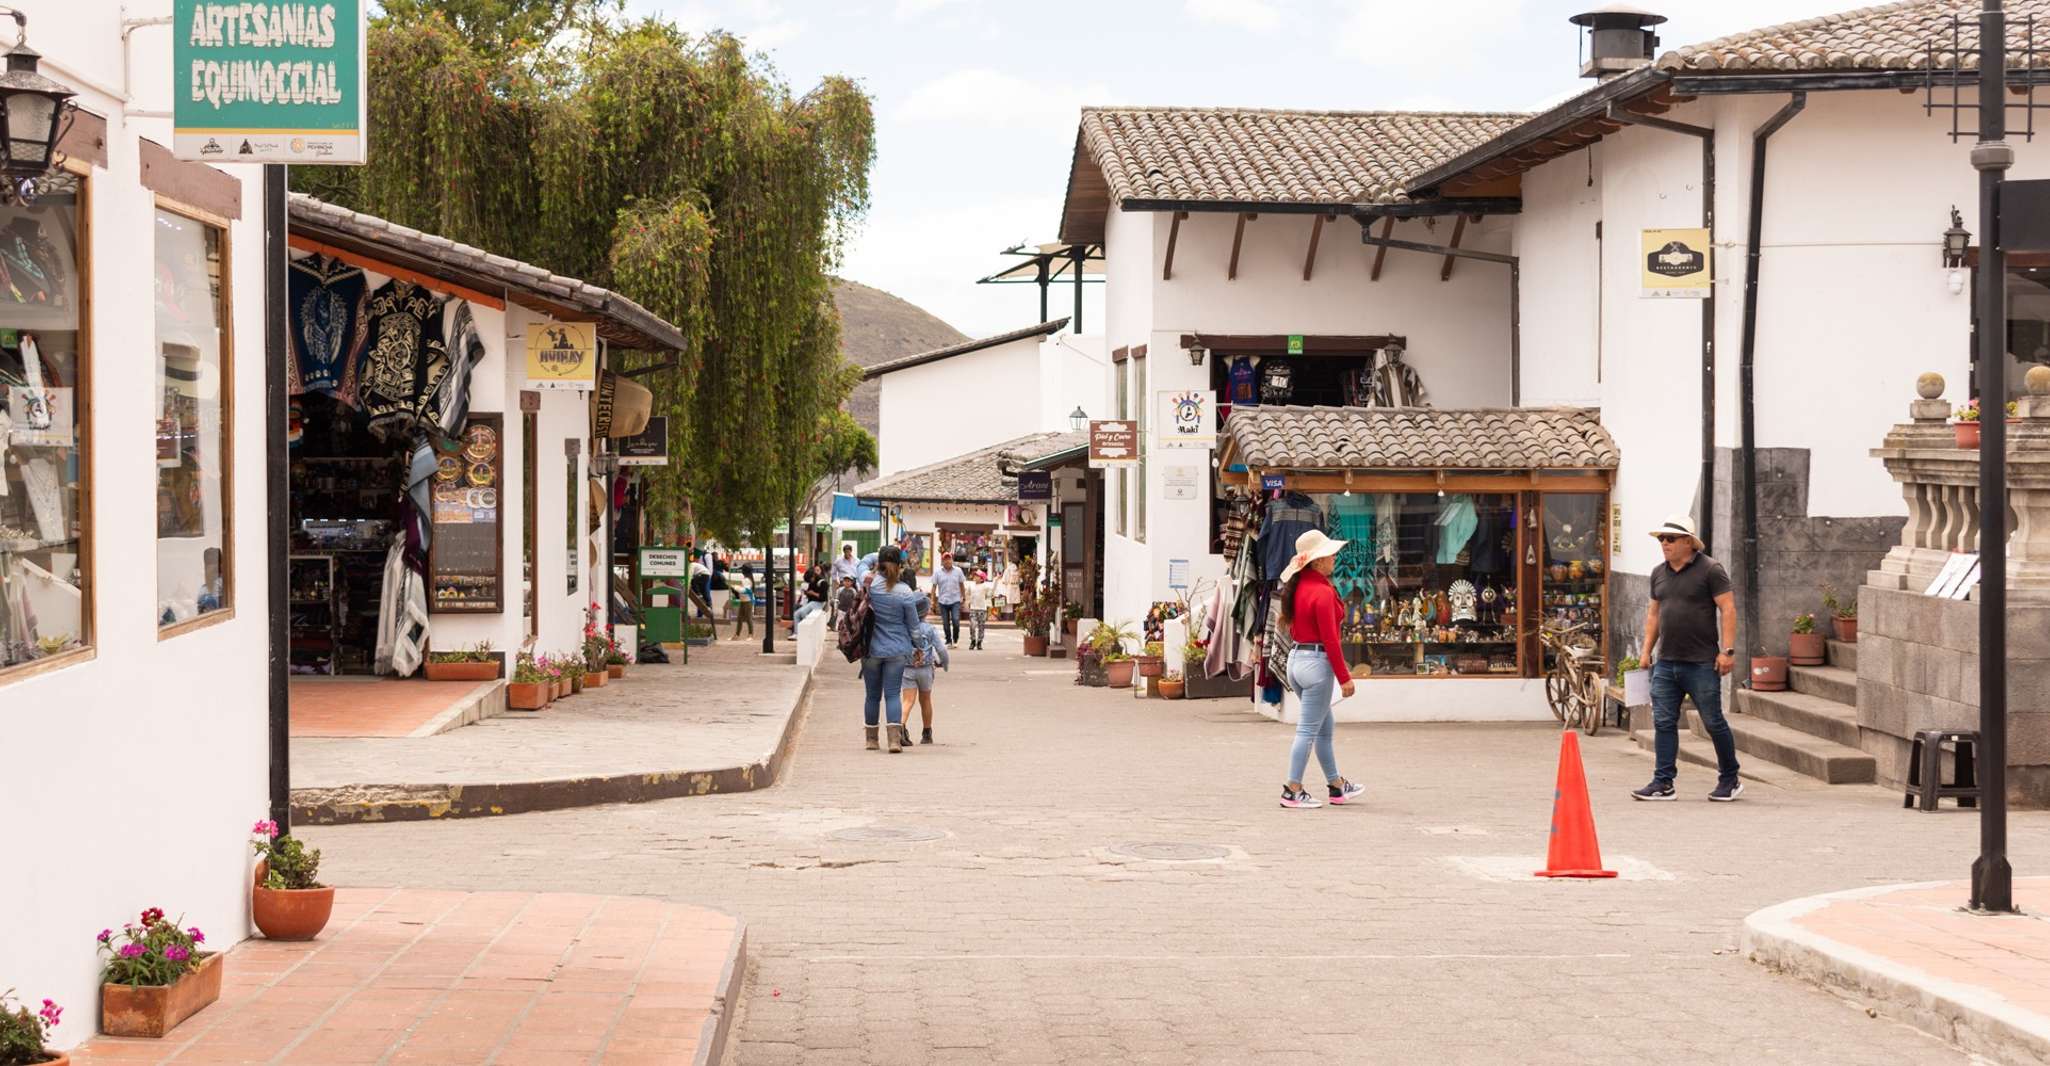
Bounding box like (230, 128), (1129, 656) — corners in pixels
(697, 916), (748, 1066)
(1742, 880), (2050, 1066)
(290, 672), (814, 825)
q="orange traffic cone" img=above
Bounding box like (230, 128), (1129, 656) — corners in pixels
(1535, 730), (1618, 879)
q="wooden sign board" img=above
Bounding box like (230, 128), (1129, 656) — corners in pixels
(428, 414), (505, 613)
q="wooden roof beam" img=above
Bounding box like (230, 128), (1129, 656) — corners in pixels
(1163, 210), (1187, 281)
(1369, 217), (1394, 281)
(1303, 213), (1334, 282)
(1439, 215), (1466, 282)
(1228, 212), (1256, 280)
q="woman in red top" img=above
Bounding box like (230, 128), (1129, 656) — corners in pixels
(1276, 530), (1365, 808)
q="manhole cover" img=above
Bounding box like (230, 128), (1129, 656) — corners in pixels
(829, 826), (947, 843)
(1107, 842), (1231, 862)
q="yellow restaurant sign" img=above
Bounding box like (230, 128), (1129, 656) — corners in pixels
(1640, 227), (1710, 299)
(525, 322), (597, 390)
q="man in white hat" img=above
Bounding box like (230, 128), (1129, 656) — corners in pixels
(1634, 514), (1743, 802)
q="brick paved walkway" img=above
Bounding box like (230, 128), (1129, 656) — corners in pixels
(299, 627), (2050, 1064)
(290, 678), (500, 738)
(292, 640), (811, 823)
(71, 888), (743, 1066)
(1746, 877), (2050, 1063)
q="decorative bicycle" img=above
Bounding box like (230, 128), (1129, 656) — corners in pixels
(1540, 622), (1605, 736)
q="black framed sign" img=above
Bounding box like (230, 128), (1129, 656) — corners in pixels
(428, 413), (505, 613)
(618, 416), (668, 466)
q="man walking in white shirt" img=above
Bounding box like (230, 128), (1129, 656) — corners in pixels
(963, 570), (992, 650)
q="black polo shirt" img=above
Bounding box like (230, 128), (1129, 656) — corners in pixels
(1649, 552), (1732, 663)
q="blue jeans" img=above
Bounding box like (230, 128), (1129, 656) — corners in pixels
(938, 601), (961, 644)
(793, 600), (824, 627)
(862, 656), (908, 727)
(1651, 659), (1740, 784)
(1286, 648), (1341, 784)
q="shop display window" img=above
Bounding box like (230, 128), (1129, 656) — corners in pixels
(1293, 492), (1522, 678)
(0, 172), (88, 673)
(1540, 492), (1610, 671)
(155, 206), (233, 632)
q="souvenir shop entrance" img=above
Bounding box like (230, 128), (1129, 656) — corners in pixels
(1206, 407), (1620, 720)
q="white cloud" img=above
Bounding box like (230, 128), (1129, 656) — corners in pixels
(1185, 0), (1281, 32)
(841, 194), (1101, 339)
(653, 0), (804, 50)
(894, 0), (965, 18)
(895, 68), (1115, 130)
(1333, 0), (1529, 73)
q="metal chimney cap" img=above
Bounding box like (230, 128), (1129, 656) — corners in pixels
(1569, 5), (1667, 28)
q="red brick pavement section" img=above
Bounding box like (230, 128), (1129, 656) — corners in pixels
(72, 887), (745, 1066)
(1746, 877), (2050, 1063)
(290, 679), (490, 739)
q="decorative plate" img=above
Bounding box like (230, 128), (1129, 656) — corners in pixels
(468, 461), (495, 486)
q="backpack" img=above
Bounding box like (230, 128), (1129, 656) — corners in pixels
(836, 586), (874, 662)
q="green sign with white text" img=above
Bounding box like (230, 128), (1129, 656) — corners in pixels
(173, 0), (367, 164)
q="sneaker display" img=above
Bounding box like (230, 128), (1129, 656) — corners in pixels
(1708, 779), (1745, 802)
(1280, 786), (1323, 809)
(1631, 781), (1677, 802)
(1327, 780), (1365, 805)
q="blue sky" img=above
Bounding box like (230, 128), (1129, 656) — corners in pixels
(635, 0), (1852, 339)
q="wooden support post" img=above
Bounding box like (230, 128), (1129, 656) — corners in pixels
(1227, 212), (1254, 280)
(1369, 217), (1394, 281)
(1439, 215), (1467, 282)
(1163, 211), (1186, 281)
(1303, 213), (1330, 281)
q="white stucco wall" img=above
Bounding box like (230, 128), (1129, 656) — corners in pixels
(5, 6), (270, 1046)
(1094, 205), (1517, 623)
(1515, 147), (1605, 408)
(875, 337), (1044, 477)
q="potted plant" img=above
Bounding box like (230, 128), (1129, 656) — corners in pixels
(1751, 647), (1791, 691)
(1956, 398), (1983, 447)
(1017, 587), (1052, 656)
(1136, 640), (1165, 678)
(97, 908), (219, 1038)
(583, 605), (617, 684)
(424, 642), (500, 682)
(565, 654), (587, 694)
(1088, 621), (1138, 689)
(1789, 612), (1825, 666)
(683, 622), (715, 648)
(249, 820), (332, 941)
(0, 990), (65, 1065)
(606, 646), (628, 679)
(536, 655), (566, 700)
(582, 660), (608, 688)
(508, 653), (549, 710)
(1821, 583), (1858, 643)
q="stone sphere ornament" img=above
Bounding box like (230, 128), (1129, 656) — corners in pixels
(1917, 372), (1946, 399)
(2028, 365), (2050, 396)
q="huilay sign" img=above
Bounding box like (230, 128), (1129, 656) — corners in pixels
(174, 0), (367, 164)
(1640, 227), (1710, 299)
(525, 323), (598, 390)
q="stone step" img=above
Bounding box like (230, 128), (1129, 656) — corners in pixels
(1828, 639), (1858, 673)
(1688, 707), (1876, 784)
(1627, 728), (1819, 790)
(1738, 688), (1863, 748)
(1788, 665), (1859, 707)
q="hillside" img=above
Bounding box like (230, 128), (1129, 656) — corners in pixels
(831, 278), (969, 437)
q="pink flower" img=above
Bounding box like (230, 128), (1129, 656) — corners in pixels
(37, 999), (60, 1028)
(118, 943), (145, 958)
(252, 819), (280, 839)
(164, 944), (190, 963)
(96, 928), (111, 943)
(187, 927), (205, 944)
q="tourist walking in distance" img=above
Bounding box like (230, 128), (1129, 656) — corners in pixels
(963, 569), (992, 650)
(932, 553), (966, 647)
(729, 563), (756, 639)
(1634, 514), (1743, 802)
(899, 612), (950, 743)
(832, 544), (861, 586)
(1277, 530), (1365, 809)
(861, 546), (925, 753)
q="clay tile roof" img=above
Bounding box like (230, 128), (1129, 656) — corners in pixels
(854, 430), (1088, 505)
(1657, 0), (2050, 73)
(1225, 407), (1618, 471)
(1059, 107), (1526, 245)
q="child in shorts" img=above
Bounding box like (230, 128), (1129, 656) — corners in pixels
(899, 616), (949, 744)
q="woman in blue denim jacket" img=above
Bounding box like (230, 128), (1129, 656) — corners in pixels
(862, 546), (926, 753)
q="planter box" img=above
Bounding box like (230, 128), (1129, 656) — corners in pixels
(102, 953), (222, 1038)
(607, 664), (625, 679)
(507, 682), (549, 710)
(1022, 635), (1049, 656)
(583, 671), (607, 688)
(1182, 663), (1251, 700)
(423, 660), (499, 682)
(1135, 656), (1164, 678)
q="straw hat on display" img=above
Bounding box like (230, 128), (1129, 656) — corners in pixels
(1279, 529), (1347, 583)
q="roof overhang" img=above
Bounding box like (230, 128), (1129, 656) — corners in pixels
(288, 195), (688, 352)
(861, 318), (1068, 380)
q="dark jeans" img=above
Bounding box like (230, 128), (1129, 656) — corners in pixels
(938, 601), (961, 645)
(1651, 659), (1741, 785)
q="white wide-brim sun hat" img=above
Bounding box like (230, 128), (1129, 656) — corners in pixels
(1279, 528), (1348, 583)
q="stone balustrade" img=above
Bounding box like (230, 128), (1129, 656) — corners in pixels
(1868, 367), (2050, 601)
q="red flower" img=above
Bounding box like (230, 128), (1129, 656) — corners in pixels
(140, 907), (165, 926)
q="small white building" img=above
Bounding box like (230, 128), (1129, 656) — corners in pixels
(867, 317), (1102, 477)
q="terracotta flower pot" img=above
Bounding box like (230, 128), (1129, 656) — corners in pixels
(38, 1053), (70, 1065)
(252, 885), (335, 941)
(570, 674), (585, 694)
(1751, 655), (1790, 691)
(507, 681), (548, 710)
(1789, 632), (1826, 666)
(1105, 659), (1135, 689)
(1022, 635), (1049, 656)
(1957, 420), (1982, 448)
(1136, 655), (1164, 678)
(424, 660), (500, 682)
(102, 952), (222, 1038)
(1835, 615), (1858, 643)
(583, 671), (607, 688)
(607, 664), (625, 679)
(1157, 678), (1186, 700)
